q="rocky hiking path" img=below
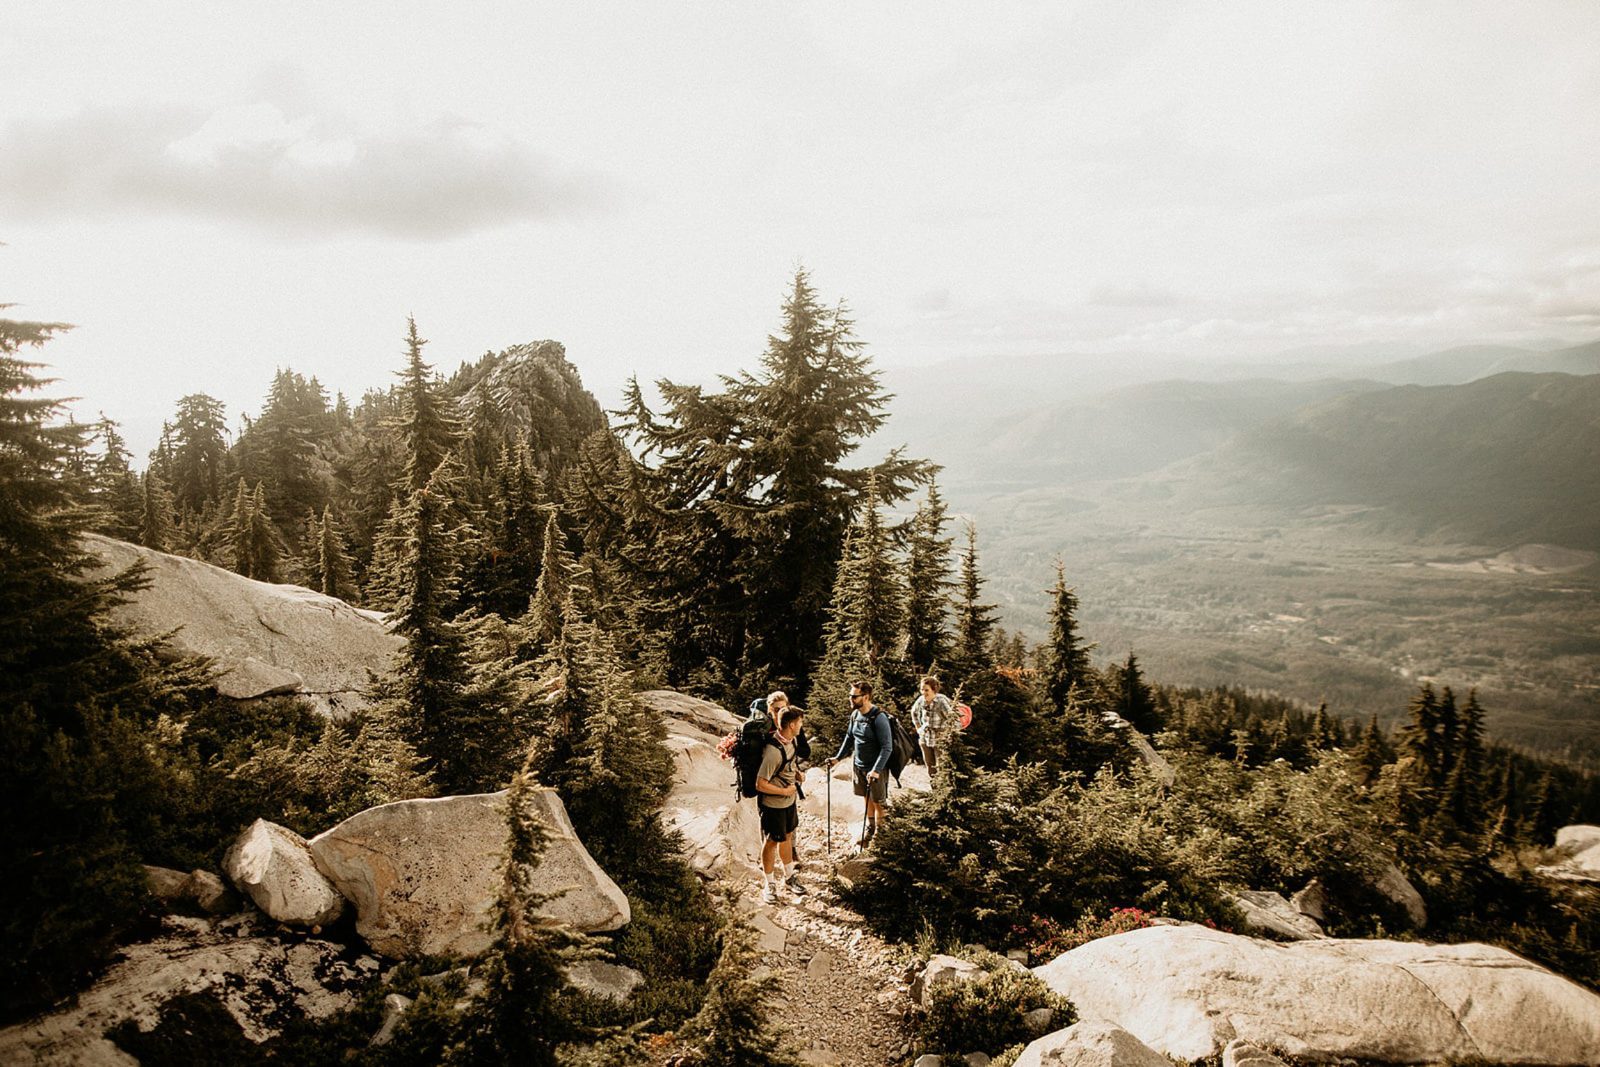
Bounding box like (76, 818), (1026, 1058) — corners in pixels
(749, 815), (917, 1067)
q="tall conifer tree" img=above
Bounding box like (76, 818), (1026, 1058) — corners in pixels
(951, 521), (998, 682)
(1041, 560), (1093, 713)
(904, 480), (954, 670)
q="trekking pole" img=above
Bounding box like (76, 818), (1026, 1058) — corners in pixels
(826, 762), (832, 857)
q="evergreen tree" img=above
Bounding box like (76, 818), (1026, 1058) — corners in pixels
(391, 316), (460, 495)
(951, 520), (998, 683)
(137, 469), (177, 551)
(165, 392), (229, 513)
(1351, 714), (1392, 784)
(1398, 683), (1443, 790)
(679, 923), (803, 1067)
(0, 313), (198, 1017)
(904, 480), (955, 670)
(1041, 561), (1093, 714)
(384, 458), (510, 792)
(530, 609), (671, 884)
(1112, 651), (1159, 735)
(238, 368), (332, 525)
(851, 473), (906, 666)
(317, 505), (355, 600)
(1524, 771), (1559, 845)
(518, 510), (573, 658)
(445, 755), (584, 1066)
(611, 269), (929, 700)
(91, 415), (143, 538)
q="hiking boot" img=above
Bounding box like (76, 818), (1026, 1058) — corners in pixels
(785, 874), (807, 897)
(760, 882), (778, 905)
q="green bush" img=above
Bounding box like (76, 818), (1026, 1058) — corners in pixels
(918, 951), (1073, 1060)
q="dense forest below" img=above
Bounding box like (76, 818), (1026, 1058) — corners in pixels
(3, 276), (1598, 1065)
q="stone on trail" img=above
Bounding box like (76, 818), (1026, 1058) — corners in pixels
(1290, 878), (1330, 922)
(1032, 923), (1600, 1064)
(369, 993), (412, 1047)
(83, 534), (401, 717)
(308, 790), (629, 958)
(143, 865), (191, 902)
(223, 819), (345, 927)
(184, 869), (238, 915)
(1371, 861), (1428, 928)
(1013, 1022), (1171, 1067)
(751, 912), (789, 954)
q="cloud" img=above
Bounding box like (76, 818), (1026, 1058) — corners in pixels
(1086, 280), (1179, 308)
(0, 104), (619, 239)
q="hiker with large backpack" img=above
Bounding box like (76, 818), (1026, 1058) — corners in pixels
(755, 707), (808, 903)
(825, 680), (894, 850)
(747, 690), (811, 869)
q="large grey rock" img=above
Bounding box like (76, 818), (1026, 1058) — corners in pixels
(223, 819), (344, 927)
(308, 790), (629, 958)
(184, 869), (239, 915)
(83, 534), (401, 717)
(1538, 824), (1600, 883)
(143, 865), (191, 902)
(1033, 924), (1600, 1063)
(1227, 890), (1325, 941)
(1014, 1022), (1170, 1067)
(912, 954), (984, 1008)
(1290, 878), (1330, 922)
(0, 917), (373, 1065)
(1371, 862), (1428, 928)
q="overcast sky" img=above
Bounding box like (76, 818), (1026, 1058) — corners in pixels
(4, 1), (1598, 455)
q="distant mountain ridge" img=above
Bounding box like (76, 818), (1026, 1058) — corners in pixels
(1188, 371), (1600, 551)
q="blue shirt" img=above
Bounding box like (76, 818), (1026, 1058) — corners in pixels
(833, 707), (893, 774)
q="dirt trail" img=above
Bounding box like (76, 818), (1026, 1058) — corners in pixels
(744, 806), (917, 1066)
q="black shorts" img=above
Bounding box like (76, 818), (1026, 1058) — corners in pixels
(853, 764), (889, 803)
(760, 802), (799, 842)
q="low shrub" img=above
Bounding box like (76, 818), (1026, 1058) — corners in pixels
(918, 951), (1074, 1061)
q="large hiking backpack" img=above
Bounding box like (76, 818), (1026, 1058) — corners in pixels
(732, 716), (774, 799)
(861, 707), (920, 784)
(885, 710), (920, 782)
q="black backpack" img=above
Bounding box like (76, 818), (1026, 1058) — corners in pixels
(733, 720), (802, 802)
(861, 707), (921, 784)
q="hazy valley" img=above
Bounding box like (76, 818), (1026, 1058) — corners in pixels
(877, 341), (1600, 760)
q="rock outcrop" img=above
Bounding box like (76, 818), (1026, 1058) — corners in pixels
(644, 690), (762, 874)
(1538, 824), (1600, 883)
(308, 790), (629, 958)
(1014, 1021), (1171, 1067)
(83, 534), (401, 717)
(1033, 923), (1600, 1064)
(223, 819), (345, 927)
(0, 916), (377, 1065)
(1226, 890), (1324, 941)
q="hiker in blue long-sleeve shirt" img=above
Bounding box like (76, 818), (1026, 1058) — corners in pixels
(826, 680), (893, 849)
